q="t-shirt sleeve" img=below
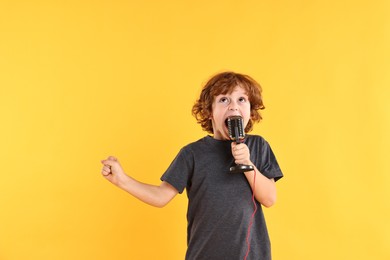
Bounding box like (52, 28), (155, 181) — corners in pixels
(160, 147), (193, 194)
(258, 139), (284, 182)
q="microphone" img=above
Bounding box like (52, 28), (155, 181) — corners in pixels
(227, 116), (254, 173)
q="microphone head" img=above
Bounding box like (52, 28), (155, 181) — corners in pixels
(226, 116), (245, 142)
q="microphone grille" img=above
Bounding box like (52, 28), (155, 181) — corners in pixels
(227, 116), (245, 142)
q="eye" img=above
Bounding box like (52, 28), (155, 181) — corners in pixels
(219, 97), (229, 103)
(238, 97), (247, 103)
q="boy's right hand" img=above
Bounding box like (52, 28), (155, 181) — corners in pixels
(101, 156), (129, 187)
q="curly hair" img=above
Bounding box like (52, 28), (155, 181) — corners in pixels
(192, 71), (265, 134)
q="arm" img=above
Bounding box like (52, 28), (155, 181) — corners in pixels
(231, 143), (277, 207)
(101, 156), (178, 208)
(243, 167), (276, 208)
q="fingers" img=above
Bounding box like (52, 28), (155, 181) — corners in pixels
(102, 166), (111, 176)
(101, 156), (118, 176)
(231, 143), (251, 164)
(231, 142), (245, 151)
(108, 156), (117, 161)
(101, 156), (118, 166)
(231, 143), (246, 154)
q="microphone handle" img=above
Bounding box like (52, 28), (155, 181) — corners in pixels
(230, 124), (254, 173)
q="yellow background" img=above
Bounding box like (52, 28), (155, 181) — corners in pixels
(1, 0), (389, 259)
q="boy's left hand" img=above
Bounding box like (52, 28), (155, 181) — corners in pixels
(231, 142), (252, 165)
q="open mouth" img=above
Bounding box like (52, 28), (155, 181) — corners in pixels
(224, 115), (243, 135)
(224, 118), (229, 127)
(225, 115), (242, 126)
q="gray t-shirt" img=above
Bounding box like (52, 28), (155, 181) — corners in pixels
(161, 135), (283, 260)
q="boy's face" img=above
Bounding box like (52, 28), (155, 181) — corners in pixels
(210, 86), (251, 140)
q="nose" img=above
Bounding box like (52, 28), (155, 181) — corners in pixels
(228, 100), (238, 111)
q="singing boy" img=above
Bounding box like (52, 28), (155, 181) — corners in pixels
(101, 71), (283, 259)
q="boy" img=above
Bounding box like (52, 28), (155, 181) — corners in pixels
(101, 71), (283, 259)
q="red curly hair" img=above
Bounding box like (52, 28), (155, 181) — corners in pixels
(192, 71), (265, 134)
